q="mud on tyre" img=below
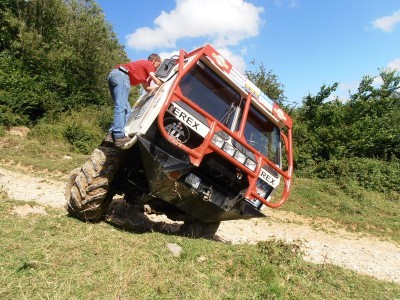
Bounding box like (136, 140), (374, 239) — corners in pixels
(65, 146), (122, 221)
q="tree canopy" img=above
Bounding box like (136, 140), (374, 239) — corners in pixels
(294, 69), (399, 167)
(0, 0), (128, 125)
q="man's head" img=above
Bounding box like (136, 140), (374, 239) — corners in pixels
(148, 54), (162, 69)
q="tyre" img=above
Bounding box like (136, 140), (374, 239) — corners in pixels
(65, 146), (122, 221)
(179, 219), (220, 239)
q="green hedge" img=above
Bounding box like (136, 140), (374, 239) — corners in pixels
(314, 157), (400, 193)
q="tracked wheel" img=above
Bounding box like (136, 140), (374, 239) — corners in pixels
(65, 146), (122, 222)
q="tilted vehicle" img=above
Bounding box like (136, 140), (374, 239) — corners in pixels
(66, 44), (294, 238)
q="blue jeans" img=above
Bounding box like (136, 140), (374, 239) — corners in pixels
(108, 69), (131, 139)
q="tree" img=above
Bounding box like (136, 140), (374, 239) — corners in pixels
(346, 69), (400, 159)
(245, 61), (288, 108)
(293, 83), (345, 168)
(294, 69), (399, 174)
(0, 0), (128, 125)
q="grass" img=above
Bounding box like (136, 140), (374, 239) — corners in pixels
(1, 195), (399, 299)
(0, 133), (89, 177)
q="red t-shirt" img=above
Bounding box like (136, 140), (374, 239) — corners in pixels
(118, 60), (155, 86)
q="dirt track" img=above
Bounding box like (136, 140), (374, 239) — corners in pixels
(1, 166), (399, 284)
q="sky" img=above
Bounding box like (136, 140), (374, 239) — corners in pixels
(96, 0), (400, 105)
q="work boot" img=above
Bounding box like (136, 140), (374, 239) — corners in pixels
(104, 131), (113, 143)
(114, 136), (131, 148)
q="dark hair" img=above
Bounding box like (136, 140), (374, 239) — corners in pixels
(148, 53), (161, 62)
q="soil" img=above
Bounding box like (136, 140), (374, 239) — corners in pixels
(1, 166), (399, 284)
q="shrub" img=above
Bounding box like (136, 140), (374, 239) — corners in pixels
(61, 106), (112, 154)
(314, 157), (400, 193)
(63, 122), (100, 154)
(28, 106), (112, 154)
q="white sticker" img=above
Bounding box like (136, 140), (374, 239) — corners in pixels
(185, 173), (201, 189)
(167, 102), (210, 137)
(259, 168), (280, 188)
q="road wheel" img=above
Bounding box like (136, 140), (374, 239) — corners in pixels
(179, 219), (220, 239)
(65, 146), (122, 222)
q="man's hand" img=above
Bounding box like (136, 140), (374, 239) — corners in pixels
(149, 72), (162, 86)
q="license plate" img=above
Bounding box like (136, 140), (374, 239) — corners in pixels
(185, 173), (201, 189)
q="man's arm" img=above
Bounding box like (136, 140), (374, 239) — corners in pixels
(148, 72), (162, 86)
(142, 72), (162, 92)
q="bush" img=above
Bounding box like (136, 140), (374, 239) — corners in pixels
(62, 106), (112, 154)
(63, 123), (100, 154)
(314, 157), (400, 193)
(28, 106), (112, 154)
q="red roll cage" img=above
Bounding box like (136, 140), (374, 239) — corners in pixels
(157, 45), (293, 208)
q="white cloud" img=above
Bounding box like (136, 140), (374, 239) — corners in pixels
(288, 0), (299, 8)
(339, 82), (358, 94)
(158, 44), (246, 73)
(158, 50), (180, 62)
(387, 58), (400, 71)
(126, 0), (264, 51)
(372, 10), (400, 32)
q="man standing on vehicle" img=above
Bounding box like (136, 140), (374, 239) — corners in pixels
(108, 54), (162, 147)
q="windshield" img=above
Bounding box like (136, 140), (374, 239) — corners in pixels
(179, 61), (241, 128)
(178, 59), (281, 165)
(244, 105), (281, 164)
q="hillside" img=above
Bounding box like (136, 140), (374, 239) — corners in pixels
(1, 166), (399, 284)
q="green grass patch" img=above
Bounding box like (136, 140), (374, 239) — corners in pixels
(1, 195), (399, 299)
(0, 134), (87, 176)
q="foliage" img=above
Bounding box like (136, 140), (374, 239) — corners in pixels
(0, 0), (128, 126)
(245, 61), (289, 108)
(314, 157), (400, 193)
(346, 70), (400, 159)
(62, 106), (112, 154)
(293, 69), (400, 193)
(33, 105), (113, 154)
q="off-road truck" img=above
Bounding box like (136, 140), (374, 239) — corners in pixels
(65, 44), (294, 238)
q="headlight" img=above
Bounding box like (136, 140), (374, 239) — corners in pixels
(244, 158), (257, 171)
(211, 134), (225, 148)
(213, 135), (258, 170)
(233, 150), (246, 163)
(222, 142), (235, 156)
